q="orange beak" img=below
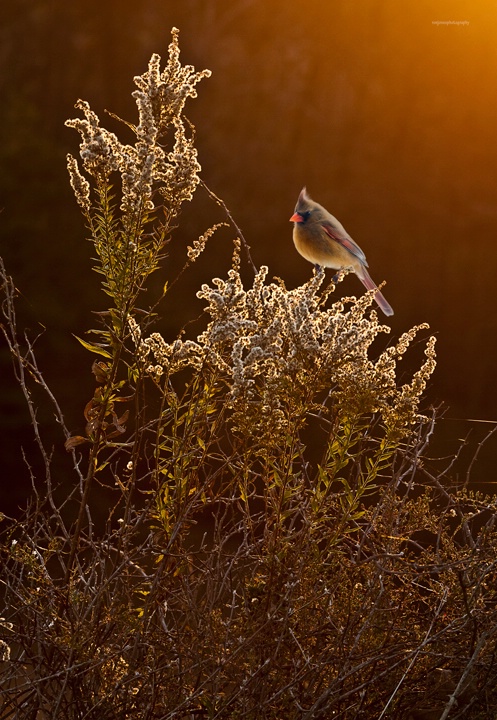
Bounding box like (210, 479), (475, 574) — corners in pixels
(290, 212), (303, 222)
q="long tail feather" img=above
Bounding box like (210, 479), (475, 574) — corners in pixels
(358, 268), (394, 317)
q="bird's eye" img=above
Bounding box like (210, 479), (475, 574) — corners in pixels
(301, 210), (311, 222)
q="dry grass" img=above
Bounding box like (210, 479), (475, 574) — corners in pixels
(1, 30), (496, 719)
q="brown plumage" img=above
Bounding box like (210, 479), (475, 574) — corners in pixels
(290, 187), (393, 316)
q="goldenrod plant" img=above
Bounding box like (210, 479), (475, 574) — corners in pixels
(1, 29), (497, 720)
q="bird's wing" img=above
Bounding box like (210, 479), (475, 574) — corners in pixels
(321, 221), (368, 266)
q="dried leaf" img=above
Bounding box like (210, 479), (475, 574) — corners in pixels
(64, 435), (88, 452)
(92, 360), (110, 384)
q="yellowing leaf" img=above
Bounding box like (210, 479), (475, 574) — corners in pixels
(73, 335), (113, 358)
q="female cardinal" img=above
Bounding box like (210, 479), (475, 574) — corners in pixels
(290, 187), (394, 316)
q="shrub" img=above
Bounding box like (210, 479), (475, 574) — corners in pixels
(1, 28), (497, 720)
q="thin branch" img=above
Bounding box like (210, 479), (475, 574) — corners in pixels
(200, 178), (258, 274)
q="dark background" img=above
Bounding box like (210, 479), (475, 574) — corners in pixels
(2, 0), (497, 512)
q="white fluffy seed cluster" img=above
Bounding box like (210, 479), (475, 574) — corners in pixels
(66, 28), (211, 218)
(129, 261), (436, 440)
(187, 223), (228, 262)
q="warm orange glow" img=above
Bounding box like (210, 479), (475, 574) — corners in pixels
(1, 1), (497, 518)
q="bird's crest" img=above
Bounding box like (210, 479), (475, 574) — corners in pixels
(299, 187), (312, 204)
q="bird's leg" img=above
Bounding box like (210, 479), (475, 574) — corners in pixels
(332, 266), (349, 283)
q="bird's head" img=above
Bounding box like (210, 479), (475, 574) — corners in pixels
(290, 187), (319, 224)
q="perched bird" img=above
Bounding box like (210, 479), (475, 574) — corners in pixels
(290, 187), (394, 316)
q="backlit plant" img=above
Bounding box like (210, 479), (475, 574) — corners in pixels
(1, 29), (497, 720)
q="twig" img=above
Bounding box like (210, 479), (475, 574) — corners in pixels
(439, 628), (496, 720)
(200, 179), (258, 274)
(464, 422), (497, 490)
(377, 588), (449, 719)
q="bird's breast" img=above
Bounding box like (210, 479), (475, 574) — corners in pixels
(293, 223), (359, 271)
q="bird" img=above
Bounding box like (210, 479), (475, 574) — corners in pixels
(290, 187), (394, 316)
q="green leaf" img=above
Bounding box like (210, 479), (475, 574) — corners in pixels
(73, 334), (113, 358)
